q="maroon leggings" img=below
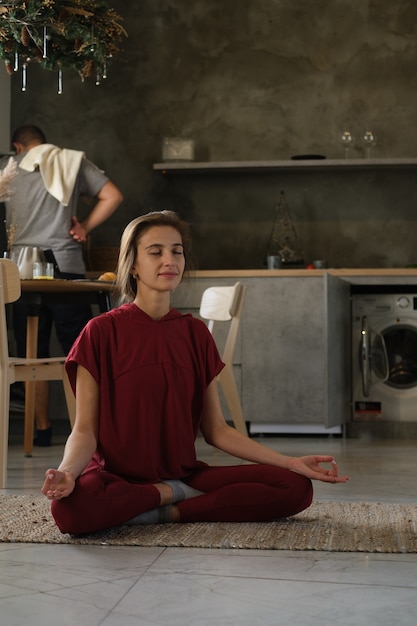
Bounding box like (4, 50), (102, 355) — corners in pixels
(51, 464), (313, 535)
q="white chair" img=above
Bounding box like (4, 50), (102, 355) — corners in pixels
(199, 282), (248, 436)
(0, 258), (75, 488)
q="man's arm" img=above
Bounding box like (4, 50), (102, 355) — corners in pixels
(69, 181), (123, 242)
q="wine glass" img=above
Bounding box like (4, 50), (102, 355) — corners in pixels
(363, 131), (377, 158)
(341, 131), (354, 159)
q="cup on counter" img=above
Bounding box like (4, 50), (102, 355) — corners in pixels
(267, 255), (282, 269)
(33, 261), (54, 280)
(313, 259), (328, 269)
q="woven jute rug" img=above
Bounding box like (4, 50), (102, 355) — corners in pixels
(0, 495), (416, 552)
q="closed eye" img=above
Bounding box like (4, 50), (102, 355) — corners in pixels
(147, 246), (184, 256)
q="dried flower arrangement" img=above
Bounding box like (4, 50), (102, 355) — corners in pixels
(0, 1), (127, 89)
(0, 156), (16, 201)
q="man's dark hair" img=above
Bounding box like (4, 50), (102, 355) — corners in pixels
(11, 125), (47, 148)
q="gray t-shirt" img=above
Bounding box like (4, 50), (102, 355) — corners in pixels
(0, 152), (109, 274)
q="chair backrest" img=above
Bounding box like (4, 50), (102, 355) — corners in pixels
(199, 282), (246, 365)
(200, 282), (244, 324)
(0, 258), (21, 304)
(0, 259), (21, 373)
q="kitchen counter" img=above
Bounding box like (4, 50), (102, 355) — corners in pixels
(174, 268), (417, 432)
(187, 269), (417, 283)
(174, 269), (417, 433)
(189, 268), (417, 277)
(173, 270), (349, 431)
(86, 268), (417, 280)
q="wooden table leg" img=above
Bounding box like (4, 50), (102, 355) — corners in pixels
(23, 315), (38, 457)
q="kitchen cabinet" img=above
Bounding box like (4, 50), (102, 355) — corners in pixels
(171, 273), (351, 434)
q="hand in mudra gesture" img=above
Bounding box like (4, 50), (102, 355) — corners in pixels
(289, 456), (349, 483)
(41, 468), (76, 500)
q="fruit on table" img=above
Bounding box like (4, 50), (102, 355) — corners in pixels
(98, 271), (117, 281)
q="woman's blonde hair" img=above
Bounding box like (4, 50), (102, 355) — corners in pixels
(116, 210), (193, 302)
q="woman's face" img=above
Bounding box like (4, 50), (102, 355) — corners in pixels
(131, 225), (185, 293)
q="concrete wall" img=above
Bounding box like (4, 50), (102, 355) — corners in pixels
(0, 69), (10, 154)
(0, 68), (10, 255)
(3, 0), (417, 268)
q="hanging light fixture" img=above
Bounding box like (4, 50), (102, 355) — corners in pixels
(0, 1), (126, 93)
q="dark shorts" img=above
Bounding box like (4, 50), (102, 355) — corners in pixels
(13, 272), (92, 358)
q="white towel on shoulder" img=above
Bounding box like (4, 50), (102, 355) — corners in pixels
(19, 143), (85, 206)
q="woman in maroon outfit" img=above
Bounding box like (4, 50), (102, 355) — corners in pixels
(41, 211), (349, 535)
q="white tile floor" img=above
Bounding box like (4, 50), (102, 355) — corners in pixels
(1, 433), (417, 625)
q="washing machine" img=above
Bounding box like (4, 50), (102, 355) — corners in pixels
(352, 289), (417, 422)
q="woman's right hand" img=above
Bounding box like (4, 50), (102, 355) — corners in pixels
(41, 468), (76, 500)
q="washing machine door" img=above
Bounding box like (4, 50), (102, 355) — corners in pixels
(360, 316), (389, 397)
(382, 324), (417, 389)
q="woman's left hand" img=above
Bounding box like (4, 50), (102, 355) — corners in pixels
(288, 455), (350, 483)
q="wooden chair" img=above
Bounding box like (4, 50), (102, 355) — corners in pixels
(199, 282), (248, 436)
(0, 258), (75, 488)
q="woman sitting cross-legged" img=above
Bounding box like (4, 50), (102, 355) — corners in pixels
(41, 210), (349, 535)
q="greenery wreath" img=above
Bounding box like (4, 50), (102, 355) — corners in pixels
(0, 0), (127, 84)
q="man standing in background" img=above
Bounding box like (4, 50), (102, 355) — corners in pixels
(0, 125), (123, 446)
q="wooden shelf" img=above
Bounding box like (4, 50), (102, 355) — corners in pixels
(153, 158), (417, 174)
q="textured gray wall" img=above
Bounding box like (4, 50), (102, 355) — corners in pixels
(4, 0), (417, 268)
(0, 70), (10, 153)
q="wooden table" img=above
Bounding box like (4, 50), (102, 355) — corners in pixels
(19, 279), (115, 455)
